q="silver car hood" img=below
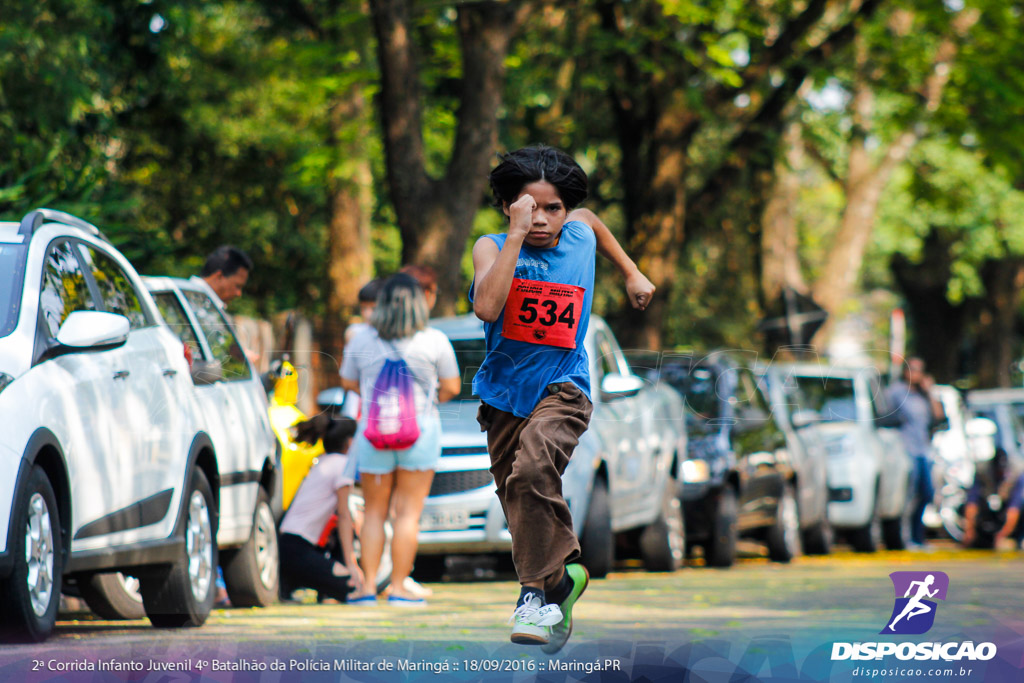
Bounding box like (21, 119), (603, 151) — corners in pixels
(812, 421), (861, 440)
(438, 400), (488, 449)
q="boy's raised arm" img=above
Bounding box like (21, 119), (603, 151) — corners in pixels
(568, 208), (655, 310)
(472, 194), (536, 322)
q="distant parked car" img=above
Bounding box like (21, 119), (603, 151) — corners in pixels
(69, 275), (284, 620)
(629, 351), (826, 567)
(758, 364), (833, 555)
(407, 314), (688, 578)
(0, 209), (254, 641)
(965, 388), (1024, 462)
(777, 364), (913, 552)
(143, 276), (280, 607)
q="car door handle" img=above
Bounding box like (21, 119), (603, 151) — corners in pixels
(162, 369), (178, 378)
(113, 370), (130, 380)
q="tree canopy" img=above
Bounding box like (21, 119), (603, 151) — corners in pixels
(4, 0), (1023, 385)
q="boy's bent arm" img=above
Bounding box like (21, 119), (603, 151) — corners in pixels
(568, 207), (656, 310)
(472, 236), (522, 322)
(473, 194), (537, 322)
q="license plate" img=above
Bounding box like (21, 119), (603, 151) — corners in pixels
(420, 509), (470, 531)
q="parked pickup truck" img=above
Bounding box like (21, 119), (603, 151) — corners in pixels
(413, 314), (688, 578)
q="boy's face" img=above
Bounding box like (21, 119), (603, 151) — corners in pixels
(503, 180), (567, 248)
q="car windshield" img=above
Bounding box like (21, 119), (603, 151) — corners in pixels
(450, 338), (487, 401)
(682, 366), (721, 420)
(0, 244), (28, 338)
(794, 375), (857, 422)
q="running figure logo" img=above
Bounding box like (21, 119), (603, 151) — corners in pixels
(881, 571), (949, 635)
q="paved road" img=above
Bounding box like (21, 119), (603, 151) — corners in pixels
(2, 547), (1022, 681)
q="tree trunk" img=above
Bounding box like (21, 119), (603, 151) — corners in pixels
(890, 232), (970, 384)
(811, 16), (972, 342)
(319, 89), (374, 388)
(614, 99), (690, 350)
(371, 0), (522, 315)
(975, 259), (1024, 388)
(761, 121), (809, 302)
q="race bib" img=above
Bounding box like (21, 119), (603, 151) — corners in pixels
(502, 278), (585, 349)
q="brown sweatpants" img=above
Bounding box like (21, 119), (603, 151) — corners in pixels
(477, 382), (594, 588)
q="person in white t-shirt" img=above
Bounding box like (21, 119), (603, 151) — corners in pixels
(278, 416), (364, 602)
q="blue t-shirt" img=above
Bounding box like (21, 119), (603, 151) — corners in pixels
(469, 220), (596, 418)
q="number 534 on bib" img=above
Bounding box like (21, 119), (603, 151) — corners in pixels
(501, 278), (585, 349)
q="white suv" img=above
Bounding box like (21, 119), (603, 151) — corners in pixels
(0, 209), (271, 641)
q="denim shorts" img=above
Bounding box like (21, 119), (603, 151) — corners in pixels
(350, 414), (442, 475)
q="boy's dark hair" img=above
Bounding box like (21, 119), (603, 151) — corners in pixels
(292, 414), (357, 454)
(358, 278), (384, 304)
(201, 245), (253, 278)
(489, 145), (588, 211)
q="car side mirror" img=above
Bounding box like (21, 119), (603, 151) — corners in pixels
(54, 311), (130, 351)
(600, 373), (644, 400)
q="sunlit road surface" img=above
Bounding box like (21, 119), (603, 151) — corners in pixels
(3, 543), (1021, 664)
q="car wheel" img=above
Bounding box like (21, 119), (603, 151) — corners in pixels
(766, 484), (802, 563)
(0, 466), (63, 643)
(882, 476), (915, 550)
(411, 555), (447, 583)
(848, 504), (881, 553)
(802, 518), (834, 556)
(78, 573), (145, 620)
(639, 478), (686, 572)
(222, 488), (279, 607)
(579, 477), (613, 579)
(140, 469), (217, 627)
(704, 487), (738, 568)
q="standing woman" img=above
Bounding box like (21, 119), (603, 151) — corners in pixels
(340, 274), (461, 604)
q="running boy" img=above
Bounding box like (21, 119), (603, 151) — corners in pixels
(470, 146), (654, 652)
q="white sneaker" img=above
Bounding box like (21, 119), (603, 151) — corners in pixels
(403, 577), (433, 598)
(508, 592), (562, 645)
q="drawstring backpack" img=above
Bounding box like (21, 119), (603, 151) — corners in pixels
(363, 340), (421, 450)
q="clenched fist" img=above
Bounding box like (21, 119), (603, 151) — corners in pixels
(507, 194), (537, 241)
(626, 271), (656, 310)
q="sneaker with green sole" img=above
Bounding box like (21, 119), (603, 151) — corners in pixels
(509, 592), (563, 645)
(541, 563), (590, 654)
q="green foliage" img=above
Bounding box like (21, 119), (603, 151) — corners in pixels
(5, 0), (1024, 358)
(0, 0), (131, 214)
(876, 138), (1024, 303)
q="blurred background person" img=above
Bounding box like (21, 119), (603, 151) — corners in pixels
(340, 274), (460, 605)
(886, 357), (946, 549)
(963, 447), (1024, 550)
(279, 416), (363, 603)
(399, 264), (438, 312)
(346, 277), (384, 344)
(196, 245), (252, 307)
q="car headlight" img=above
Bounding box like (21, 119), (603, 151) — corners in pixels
(681, 459), (711, 483)
(0, 372), (14, 395)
